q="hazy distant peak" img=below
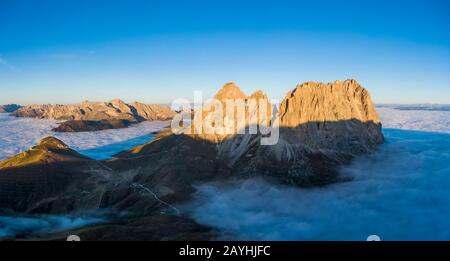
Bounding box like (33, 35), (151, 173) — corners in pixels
(281, 79), (380, 126)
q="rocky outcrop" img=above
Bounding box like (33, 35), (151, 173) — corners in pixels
(129, 102), (177, 121)
(52, 119), (132, 132)
(0, 137), (114, 214)
(277, 80), (383, 154)
(12, 100), (175, 123)
(179, 82), (272, 144)
(229, 79), (384, 186)
(0, 104), (21, 113)
(167, 80), (383, 186)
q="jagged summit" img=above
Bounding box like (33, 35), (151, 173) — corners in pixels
(295, 79), (358, 89)
(213, 82), (247, 101)
(182, 80), (383, 185)
(249, 90), (268, 99)
(35, 136), (70, 150)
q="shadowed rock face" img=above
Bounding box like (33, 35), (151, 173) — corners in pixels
(187, 82), (273, 144)
(169, 80), (383, 186)
(213, 82), (247, 101)
(12, 99), (175, 122)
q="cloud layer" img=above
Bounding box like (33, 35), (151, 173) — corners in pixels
(378, 107), (450, 133)
(0, 114), (168, 160)
(182, 128), (450, 240)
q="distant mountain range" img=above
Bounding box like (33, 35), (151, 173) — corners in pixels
(8, 100), (175, 132)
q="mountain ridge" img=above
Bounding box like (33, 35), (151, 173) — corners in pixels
(12, 99), (175, 122)
(11, 100), (175, 132)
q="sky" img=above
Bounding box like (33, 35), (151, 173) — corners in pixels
(0, 0), (449, 105)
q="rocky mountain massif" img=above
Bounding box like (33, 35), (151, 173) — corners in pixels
(0, 104), (21, 113)
(12, 100), (175, 132)
(181, 79), (383, 185)
(0, 80), (383, 240)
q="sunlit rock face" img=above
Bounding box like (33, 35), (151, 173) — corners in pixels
(183, 82), (273, 143)
(276, 79), (384, 156)
(170, 80), (384, 186)
(228, 80), (384, 186)
(12, 99), (175, 122)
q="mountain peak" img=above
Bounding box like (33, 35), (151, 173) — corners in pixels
(0, 136), (90, 170)
(35, 136), (70, 150)
(295, 79), (360, 90)
(214, 82), (247, 101)
(249, 90), (268, 100)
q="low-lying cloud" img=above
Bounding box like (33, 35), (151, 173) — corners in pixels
(182, 128), (450, 240)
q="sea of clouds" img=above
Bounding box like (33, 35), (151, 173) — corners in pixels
(0, 114), (169, 160)
(181, 106), (450, 240)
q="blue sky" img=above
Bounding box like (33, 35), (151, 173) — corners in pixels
(0, 0), (449, 105)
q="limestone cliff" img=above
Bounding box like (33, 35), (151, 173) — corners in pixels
(0, 137), (113, 214)
(277, 79), (383, 155)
